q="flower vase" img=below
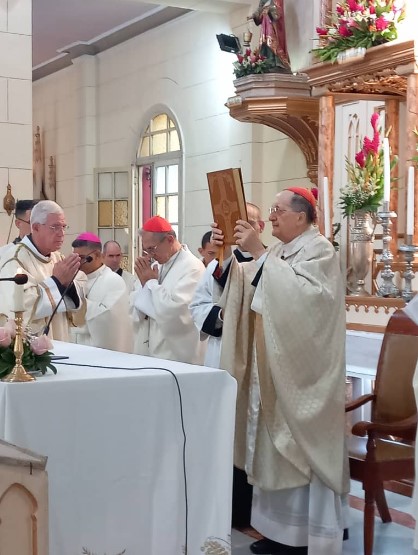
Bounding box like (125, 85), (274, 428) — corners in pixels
(336, 47), (366, 65)
(348, 210), (374, 296)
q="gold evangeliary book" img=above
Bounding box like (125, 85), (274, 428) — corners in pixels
(207, 168), (248, 245)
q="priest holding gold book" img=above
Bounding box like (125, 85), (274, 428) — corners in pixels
(211, 187), (348, 555)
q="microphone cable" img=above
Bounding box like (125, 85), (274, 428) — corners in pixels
(43, 256), (92, 336)
(56, 360), (190, 554)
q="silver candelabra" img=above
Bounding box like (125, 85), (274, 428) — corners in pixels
(376, 202), (400, 298)
(399, 235), (418, 302)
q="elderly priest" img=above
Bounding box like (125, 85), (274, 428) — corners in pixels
(131, 215), (205, 364)
(0, 200), (83, 340)
(70, 233), (133, 352)
(212, 187), (349, 555)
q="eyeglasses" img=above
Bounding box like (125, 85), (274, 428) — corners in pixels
(269, 206), (291, 215)
(142, 236), (166, 257)
(42, 224), (70, 233)
(16, 217), (30, 224)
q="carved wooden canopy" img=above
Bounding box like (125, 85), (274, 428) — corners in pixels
(227, 74), (320, 185)
(227, 40), (417, 186)
(304, 39), (416, 100)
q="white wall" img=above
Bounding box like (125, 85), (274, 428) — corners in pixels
(0, 0), (32, 243)
(33, 6), (315, 256)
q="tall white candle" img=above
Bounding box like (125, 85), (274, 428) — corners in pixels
(383, 137), (391, 204)
(407, 166), (415, 237)
(323, 176), (331, 239)
(13, 268), (25, 312)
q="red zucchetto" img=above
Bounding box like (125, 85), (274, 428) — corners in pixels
(142, 215), (173, 232)
(286, 187), (317, 209)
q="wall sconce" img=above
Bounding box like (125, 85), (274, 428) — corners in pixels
(3, 184), (15, 216)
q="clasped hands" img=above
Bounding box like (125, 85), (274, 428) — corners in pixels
(52, 253), (81, 287)
(211, 220), (266, 261)
(134, 257), (159, 286)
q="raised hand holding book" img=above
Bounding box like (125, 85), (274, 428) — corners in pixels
(207, 168), (248, 266)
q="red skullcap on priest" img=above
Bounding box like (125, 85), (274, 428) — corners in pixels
(76, 232), (101, 243)
(142, 215), (173, 233)
(286, 187), (317, 209)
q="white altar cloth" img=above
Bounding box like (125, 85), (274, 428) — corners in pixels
(0, 342), (237, 555)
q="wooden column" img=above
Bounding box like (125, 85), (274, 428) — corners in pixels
(406, 73), (418, 245)
(385, 99), (400, 255)
(318, 95), (335, 238)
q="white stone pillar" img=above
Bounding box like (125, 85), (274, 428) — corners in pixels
(71, 55), (97, 235)
(0, 0), (32, 244)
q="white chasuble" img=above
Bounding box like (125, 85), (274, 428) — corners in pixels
(118, 269), (137, 293)
(131, 246), (205, 364)
(189, 259), (224, 368)
(219, 227), (349, 496)
(0, 236), (84, 340)
(71, 265), (133, 353)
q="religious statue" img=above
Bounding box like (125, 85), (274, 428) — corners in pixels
(248, 0), (291, 73)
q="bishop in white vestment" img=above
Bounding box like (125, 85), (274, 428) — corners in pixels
(0, 201), (83, 340)
(70, 233), (133, 353)
(213, 188), (349, 555)
(190, 203), (266, 369)
(131, 216), (205, 364)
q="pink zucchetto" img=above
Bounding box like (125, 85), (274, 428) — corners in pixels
(75, 232), (101, 244)
(142, 215), (173, 233)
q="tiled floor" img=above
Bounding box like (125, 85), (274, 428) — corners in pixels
(232, 481), (418, 555)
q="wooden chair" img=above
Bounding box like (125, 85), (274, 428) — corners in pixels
(346, 309), (418, 555)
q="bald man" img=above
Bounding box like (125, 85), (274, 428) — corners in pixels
(103, 240), (137, 292)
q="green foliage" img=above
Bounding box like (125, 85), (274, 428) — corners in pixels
(313, 1), (405, 64)
(233, 48), (274, 79)
(340, 112), (397, 217)
(0, 338), (57, 379)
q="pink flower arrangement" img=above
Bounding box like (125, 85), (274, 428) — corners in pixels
(0, 328), (12, 348)
(0, 320), (56, 378)
(340, 112), (397, 216)
(313, 0), (405, 63)
(31, 334), (53, 356)
(233, 48), (273, 78)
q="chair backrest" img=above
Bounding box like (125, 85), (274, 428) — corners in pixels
(372, 309), (418, 435)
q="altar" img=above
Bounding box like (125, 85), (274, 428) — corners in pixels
(0, 342), (237, 555)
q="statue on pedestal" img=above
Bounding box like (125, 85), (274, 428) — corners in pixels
(248, 0), (291, 73)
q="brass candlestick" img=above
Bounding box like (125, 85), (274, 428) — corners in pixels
(2, 312), (35, 382)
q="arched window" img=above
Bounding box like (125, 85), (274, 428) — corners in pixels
(136, 112), (182, 239)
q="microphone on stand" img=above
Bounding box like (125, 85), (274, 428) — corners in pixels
(43, 256), (92, 336)
(0, 274), (29, 284)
